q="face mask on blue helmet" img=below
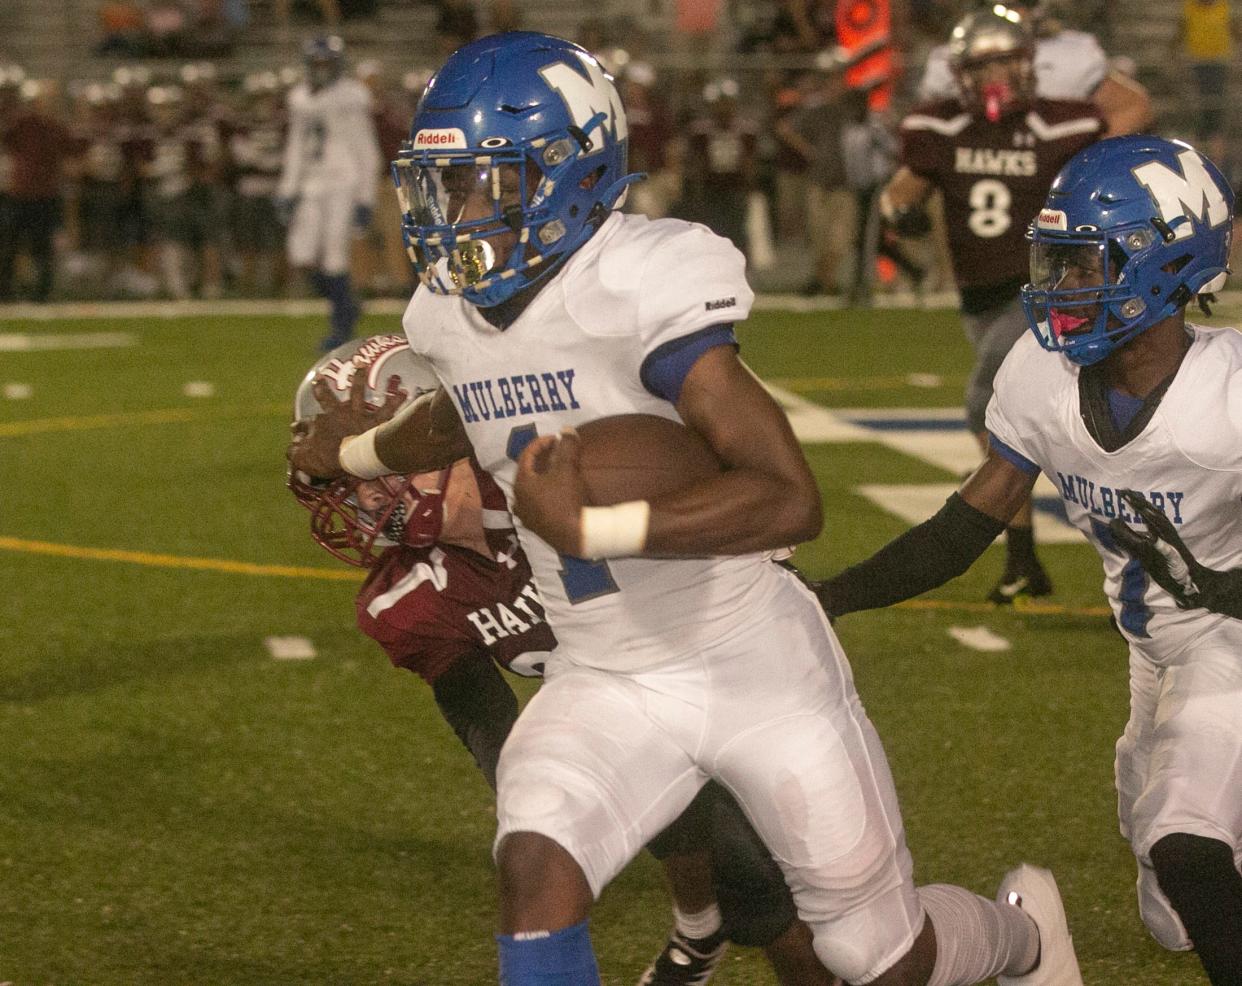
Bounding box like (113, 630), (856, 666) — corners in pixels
(1021, 135), (1234, 367)
(392, 32), (643, 308)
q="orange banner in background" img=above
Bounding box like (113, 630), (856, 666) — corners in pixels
(835, 0), (895, 110)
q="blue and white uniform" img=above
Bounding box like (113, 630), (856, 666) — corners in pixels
(403, 211), (924, 984)
(986, 325), (1242, 949)
(277, 76), (380, 275)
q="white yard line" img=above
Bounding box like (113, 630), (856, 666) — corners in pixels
(947, 626), (1012, 652)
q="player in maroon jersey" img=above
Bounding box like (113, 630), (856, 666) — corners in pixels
(880, 6), (1103, 604)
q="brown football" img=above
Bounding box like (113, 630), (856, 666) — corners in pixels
(574, 413), (723, 505)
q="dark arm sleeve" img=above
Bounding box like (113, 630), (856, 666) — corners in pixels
(430, 652), (519, 792)
(815, 493), (1005, 617)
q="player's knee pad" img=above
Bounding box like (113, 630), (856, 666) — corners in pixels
(1149, 832), (1242, 953)
(1135, 858), (1192, 951)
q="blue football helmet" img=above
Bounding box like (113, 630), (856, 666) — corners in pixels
(304, 35), (345, 90)
(1021, 135), (1235, 366)
(391, 32), (640, 308)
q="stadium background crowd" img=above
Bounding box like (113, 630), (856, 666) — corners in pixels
(0, 0), (1234, 305)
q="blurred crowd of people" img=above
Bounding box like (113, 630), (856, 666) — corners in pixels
(0, 0), (1231, 304)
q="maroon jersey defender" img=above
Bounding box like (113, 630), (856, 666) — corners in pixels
(355, 460), (554, 685)
(879, 7), (1104, 608)
(899, 96), (1101, 312)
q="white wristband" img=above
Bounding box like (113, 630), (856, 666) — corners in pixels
(338, 428), (388, 480)
(579, 501), (650, 559)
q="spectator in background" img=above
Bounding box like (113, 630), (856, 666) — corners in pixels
(769, 73), (811, 250)
(355, 61), (415, 296)
(96, 1), (148, 57)
(777, 66), (852, 296)
(838, 86), (910, 303)
(772, 0), (835, 52)
(0, 81), (80, 302)
(433, 0), (479, 60)
(618, 61), (678, 220)
(1176, 0), (1240, 167)
(225, 72), (286, 296)
(676, 78), (758, 257)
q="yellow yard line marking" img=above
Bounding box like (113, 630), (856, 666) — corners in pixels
(0, 402), (288, 438)
(0, 536), (361, 582)
(0, 534), (1109, 611)
(772, 375), (964, 392)
(895, 597), (1112, 618)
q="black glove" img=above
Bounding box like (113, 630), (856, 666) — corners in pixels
(1108, 490), (1242, 620)
(888, 205), (933, 238)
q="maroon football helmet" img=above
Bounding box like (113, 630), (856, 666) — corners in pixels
(289, 334), (447, 567)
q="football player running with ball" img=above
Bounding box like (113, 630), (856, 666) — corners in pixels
(882, 6), (1103, 605)
(291, 32), (1079, 986)
(290, 335), (843, 986)
(817, 135), (1242, 986)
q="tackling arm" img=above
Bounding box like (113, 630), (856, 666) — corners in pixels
(815, 448), (1035, 617)
(1094, 71), (1154, 138)
(431, 651), (520, 792)
(288, 374), (473, 480)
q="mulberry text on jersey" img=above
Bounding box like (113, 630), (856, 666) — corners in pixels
(1055, 472), (1186, 524)
(451, 369), (582, 424)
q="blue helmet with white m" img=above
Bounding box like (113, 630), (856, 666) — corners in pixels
(1021, 135), (1234, 366)
(391, 32), (640, 308)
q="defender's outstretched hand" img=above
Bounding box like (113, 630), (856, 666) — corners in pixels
(286, 369), (406, 479)
(1109, 490), (1242, 620)
(514, 429), (588, 557)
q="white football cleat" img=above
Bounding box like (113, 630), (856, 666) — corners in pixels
(997, 865), (1084, 986)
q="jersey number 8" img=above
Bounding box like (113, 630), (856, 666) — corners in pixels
(968, 179), (1012, 239)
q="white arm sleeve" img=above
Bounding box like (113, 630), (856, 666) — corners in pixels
(917, 45), (959, 102)
(276, 95), (305, 200)
(1034, 32), (1109, 100)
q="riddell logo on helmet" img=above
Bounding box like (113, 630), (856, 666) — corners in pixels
(1037, 209), (1068, 230)
(413, 128), (467, 149)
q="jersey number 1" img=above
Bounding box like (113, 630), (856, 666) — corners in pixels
(1090, 518), (1151, 638)
(506, 424), (620, 604)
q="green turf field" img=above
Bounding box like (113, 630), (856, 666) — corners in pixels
(4, 304), (1235, 985)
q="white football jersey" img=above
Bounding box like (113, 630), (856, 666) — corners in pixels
(986, 326), (1242, 663)
(403, 211), (774, 672)
(919, 30), (1109, 103)
(277, 77), (380, 205)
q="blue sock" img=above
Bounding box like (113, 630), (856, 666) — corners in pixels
(318, 272), (359, 346)
(497, 921), (600, 986)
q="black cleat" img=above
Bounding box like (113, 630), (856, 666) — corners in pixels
(987, 562), (1053, 606)
(637, 929), (727, 986)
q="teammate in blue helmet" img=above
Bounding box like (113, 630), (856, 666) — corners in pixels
(815, 135), (1242, 986)
(390, 31), (641, 310)
(303, 34), (345, 92)
(1022, 134), (1233, 366)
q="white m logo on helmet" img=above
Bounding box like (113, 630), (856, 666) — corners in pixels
(538, 53), (628, 153)
(1133, 150), (1230, 240)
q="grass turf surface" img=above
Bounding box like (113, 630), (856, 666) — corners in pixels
(4, 306), (1234, 984)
